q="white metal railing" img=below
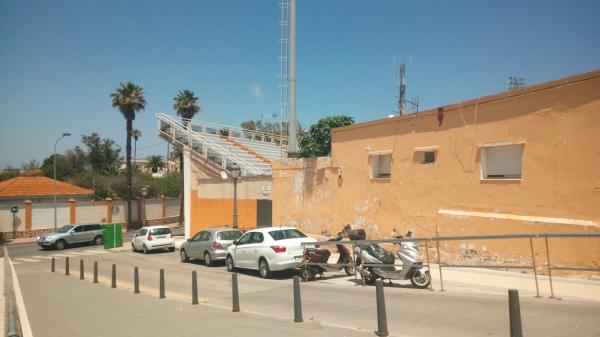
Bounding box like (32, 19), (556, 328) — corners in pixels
(182, 117), (288, 146)
(157, 113), (269, 176)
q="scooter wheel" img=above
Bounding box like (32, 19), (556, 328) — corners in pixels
(344, 264), (355, 276)
(301, 268), (317, 282)
(362, 272), (378, 285)
(410, 271), (431, 289)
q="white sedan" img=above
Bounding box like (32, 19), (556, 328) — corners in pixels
(226, 227), (316, 278)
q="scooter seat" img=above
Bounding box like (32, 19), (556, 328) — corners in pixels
(306, 248), (331, 259)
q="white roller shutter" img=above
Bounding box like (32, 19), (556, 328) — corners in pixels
(483, 144), (523, 179)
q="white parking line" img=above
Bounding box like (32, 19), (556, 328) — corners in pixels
(31, 255), (54, 259)
(51, 254), (73, 258)
(13, 258), (40, 263)
(82, 250), (109, 254)
(67, 252), (92, 256)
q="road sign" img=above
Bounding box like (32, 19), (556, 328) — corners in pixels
(10, 206), (18, 214)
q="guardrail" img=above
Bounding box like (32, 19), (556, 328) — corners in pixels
(4, 245), (23, 337)
(301, 232), (600, 298)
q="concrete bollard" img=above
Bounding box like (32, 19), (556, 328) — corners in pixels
(374, 279), (389, 337)
(111, 264), (116, 288)
(51, 257), (55, 272)
(159, 269), (165, 299)
(79, 259), (84, 280)
(65, 257), (70, 276)
(134, 267), (140, 294)
(93, 262), (98, 284)
(508, 289), (523, 337)
(192, 271), (198, 305)
(232, 272), (240, 312)
(293, 276), (303, 323)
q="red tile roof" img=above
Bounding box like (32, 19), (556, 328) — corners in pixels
(0, 177), (93, 197)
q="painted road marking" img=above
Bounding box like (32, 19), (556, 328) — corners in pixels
(83, 250), (109, 254)
(31, 255), (54, 259)
(13, 258), (41, 263)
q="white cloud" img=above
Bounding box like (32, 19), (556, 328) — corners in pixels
(251, 82), (264, 99)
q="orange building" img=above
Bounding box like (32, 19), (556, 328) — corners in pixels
(271, 70), (600, 274)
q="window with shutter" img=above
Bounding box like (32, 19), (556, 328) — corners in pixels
(370, 153), (392, 179)
(482, 144), (523, 179)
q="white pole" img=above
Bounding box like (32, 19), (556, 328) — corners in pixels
(287, 0), (297, 154)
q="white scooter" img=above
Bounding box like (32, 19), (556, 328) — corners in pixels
(354, 231), (431, 288)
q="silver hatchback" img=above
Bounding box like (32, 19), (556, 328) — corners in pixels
(180, 227), (242, 266)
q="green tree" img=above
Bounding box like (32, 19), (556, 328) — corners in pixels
(299, 115), (354, 157)
(21, 159), (40, 171)
(146, 155), (164, 173)
(111, 82), (147, 228)
(173, 89), (200, 226)
(81, 133), (122, 174)
(41, 155), (74, 180)
(65, 146), (89, 173)
(0, 166), (20, 181)
(132, 129), (142, 166)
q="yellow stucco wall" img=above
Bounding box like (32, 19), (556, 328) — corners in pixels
(189, 192), (257, 236)
(272, 70), (600, 275)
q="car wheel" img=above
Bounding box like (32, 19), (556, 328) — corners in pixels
(55, 239), (66, 250)
(180, 249), (189, 263)
(131, 243), (137, 252)
(204, 252), (212, 266)
(143, 245), (149, 254)
(259, 259), (271, 279)
(93, 235), (103, 245)
(226, 255), (235, 272)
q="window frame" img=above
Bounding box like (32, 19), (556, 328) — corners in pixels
(369, 151), (393, 179)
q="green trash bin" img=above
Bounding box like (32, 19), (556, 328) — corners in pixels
(103, 223), (123, 249)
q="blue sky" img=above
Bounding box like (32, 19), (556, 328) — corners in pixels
(1, 0), (599, 168)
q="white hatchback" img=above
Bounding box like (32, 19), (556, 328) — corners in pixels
(226, 227), (316, 278)
(131, 226), (175, 254)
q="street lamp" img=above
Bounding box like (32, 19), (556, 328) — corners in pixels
(141, 186), (148, 225)
(230, 163), (241, 229)
(54, 132), (71, 231)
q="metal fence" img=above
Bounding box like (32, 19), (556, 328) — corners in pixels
(302, 232), (600, 298)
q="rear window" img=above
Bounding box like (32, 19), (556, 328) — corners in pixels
(150, 228), (172, 235)
(217, 231), (242, 240)
(268, 229), (307, 241)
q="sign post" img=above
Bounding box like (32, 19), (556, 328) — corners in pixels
(10, 206), (19, 239)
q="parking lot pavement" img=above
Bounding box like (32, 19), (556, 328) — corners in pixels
(8, 243), (600, 337)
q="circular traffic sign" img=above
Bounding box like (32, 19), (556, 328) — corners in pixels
(10, 206), (18, 214)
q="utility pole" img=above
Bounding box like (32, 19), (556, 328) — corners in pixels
(287, 0), (297, 154)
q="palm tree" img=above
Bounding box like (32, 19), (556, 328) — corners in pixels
(132, 129), (142, 167)
(146, 155), (165, 173)
(110, 82), (146, 229)
(173, 89), (200, 226)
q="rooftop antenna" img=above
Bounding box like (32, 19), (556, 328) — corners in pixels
(395, 58), (419, 115)
(508, 76), (526, 90)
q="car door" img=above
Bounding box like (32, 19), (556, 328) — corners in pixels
(232, 232), (252, 268)
(134, 229), (147, 250)
(83, 225), (97, 242)
(188, 231), (204, 259)
(197, 231), (212, 258)
(69, 225), (86, 243)
(244, 232), (265, 270)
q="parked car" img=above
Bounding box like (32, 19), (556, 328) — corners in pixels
(131, 226), (175, 254)
(180, 227), (243, 266)
(226, 227), (317, 278)
(37, 224), (104, 250)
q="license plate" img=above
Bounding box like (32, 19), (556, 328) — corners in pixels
(156, 235), (166, 239)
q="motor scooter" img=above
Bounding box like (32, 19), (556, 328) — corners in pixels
(354, 231), (431, 288)
(300, 234), (354, 281)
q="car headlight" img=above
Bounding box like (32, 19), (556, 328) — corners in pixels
(45, 236), (55, 241)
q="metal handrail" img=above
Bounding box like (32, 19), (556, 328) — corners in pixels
(158, 114), (268, 176)
(301, 232), (600, 298)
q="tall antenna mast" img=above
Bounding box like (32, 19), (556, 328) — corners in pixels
(508, 76), (526, 90)
(277, 0), (290, 153)
(287, 0), (298, 154)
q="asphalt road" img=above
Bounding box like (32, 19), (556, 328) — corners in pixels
(7, 242), (600, 337)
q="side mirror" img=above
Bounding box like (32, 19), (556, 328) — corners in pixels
(186, 239), (191, 242)
(233, 240), (238, 245)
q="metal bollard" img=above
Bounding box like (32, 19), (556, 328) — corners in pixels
(111, 264), (116, 288)
(93, 262), (98, 284)
(79, 259), (84, 280)
(293, 276), (303, 323)
(65, 257), (70, 275)
(191, 271), (198, 305)
(232, 272), (240, 312)
(374, 279), (389, 337)
(51, 257), (55, 272)
(159, 269), (165, 299)
(508, 289), (523, 337)
(134, 267), (140, 294)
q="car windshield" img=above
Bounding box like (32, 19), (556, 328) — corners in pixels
(57, 225), (74, 233)
(268, 229), (307, 241)
(218, 231), (242, 241)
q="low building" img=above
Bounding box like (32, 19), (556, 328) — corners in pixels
(0, 176), (93, 205)
(272, 70), (600, 275)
